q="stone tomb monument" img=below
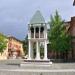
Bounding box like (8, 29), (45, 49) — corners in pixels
(21, 10), (52, 68)
(28, 10), (48, 60)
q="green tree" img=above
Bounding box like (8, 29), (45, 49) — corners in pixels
(0, 33), (7, 54)
(48, 11), (71, 60)
(22, 35), (28, 55)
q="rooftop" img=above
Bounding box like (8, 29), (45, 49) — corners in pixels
(8, 36), (22, 43)
(30, 10), (45, 24)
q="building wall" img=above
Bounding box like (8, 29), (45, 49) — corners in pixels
(8, 37), (24, 59)
(70, 17), (75, 59)
(0, 36), (24, 60)
(70, 17), (75, 37)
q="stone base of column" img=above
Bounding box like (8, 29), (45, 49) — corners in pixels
(43, 58), (52, 64)
(27, 57), (31, 60)
(35, 57), (40, 60)
(43, 58), (48, 60)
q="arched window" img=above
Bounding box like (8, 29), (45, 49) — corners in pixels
(40, 26), (44, 33)
(36, 27), (39, 33)
(40, 26), (44, 38)
(30, 26), (34, 38)
(35, 27), (39, 38)
(30, 27), (34, 33)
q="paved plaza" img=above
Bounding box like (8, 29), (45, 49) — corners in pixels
(0, 59), (75, 75)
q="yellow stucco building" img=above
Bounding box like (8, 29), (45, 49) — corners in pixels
(0, 35), (24, 60)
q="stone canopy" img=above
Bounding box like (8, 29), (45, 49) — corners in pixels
(30, 10), (45, 24)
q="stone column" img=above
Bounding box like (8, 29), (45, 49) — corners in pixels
(36, 41), (40, 60)
(28, 40), (31, 60)
(28, 26), (31, 39)
(44, 40), (48, 60)
(31, 43), (33, 59)
(34, 27), (35, 38)
(44, 26), (46, 39)
(44, 25), (47, 39)
(39, 27), (40, 38)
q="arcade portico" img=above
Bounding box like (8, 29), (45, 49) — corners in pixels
(28, 10), (48, 60)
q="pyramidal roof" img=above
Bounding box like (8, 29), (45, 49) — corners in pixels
(30, 10), (45, 24)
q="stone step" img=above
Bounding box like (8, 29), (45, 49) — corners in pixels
(20, 60), (52, 70)
(20, 65), (60, 70)
(21, 62), (52, 65)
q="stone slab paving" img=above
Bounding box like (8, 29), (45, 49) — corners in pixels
(0, 69), (75, 75)
(0, 63), (75, 69)
(0, 59), (75, 75)
(0, 64), (75, 75)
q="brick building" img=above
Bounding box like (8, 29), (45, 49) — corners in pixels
(48, 16), (75, 61)
(66, 17), (75, 60)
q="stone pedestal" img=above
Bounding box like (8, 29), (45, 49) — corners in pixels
(20, 59), (52, 69)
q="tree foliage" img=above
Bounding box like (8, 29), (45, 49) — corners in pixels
(0, 33), (7, 54)
(22, 35), (28, 55)
(48, 11), (71, 53)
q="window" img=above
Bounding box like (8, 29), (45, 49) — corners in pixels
(40, 26), (44, 32)
(36, 27), (39, 33)
(30, 27), (34, 33)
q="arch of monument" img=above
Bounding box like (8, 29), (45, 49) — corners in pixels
(28, 10), (48, 60)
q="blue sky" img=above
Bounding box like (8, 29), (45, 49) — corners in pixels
(0, 0), (74, 40)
